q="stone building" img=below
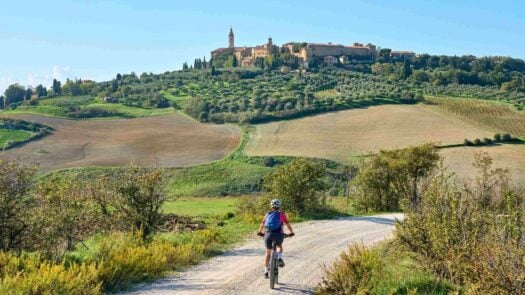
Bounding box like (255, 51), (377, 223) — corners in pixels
(210, 28), (413, 67)
(211, 28), (278, 67)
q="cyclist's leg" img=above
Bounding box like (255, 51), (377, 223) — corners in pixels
(263, 232), (273, 273)
(274, 233), (285, 266)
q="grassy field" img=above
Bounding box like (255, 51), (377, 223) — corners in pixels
(442, 144), (525, 184)
(1, 113), (240, 170)
(0, 128), (32, 148)
(246, 104), (494, 162)
(3, 95), (175, 119)
(428, 96), (525, 137)
(163, 197), (238, 217)
(166, 159), (271, 196)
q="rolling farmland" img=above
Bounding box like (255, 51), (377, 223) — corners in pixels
(428, 96), (525, 137)
(0, 113), (240, 170)
(442, 144), (525, 184)
(246, 102), (525, 182)
(246, 104), (495, 162)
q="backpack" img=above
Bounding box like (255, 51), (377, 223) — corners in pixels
(264, 211), (282, 231)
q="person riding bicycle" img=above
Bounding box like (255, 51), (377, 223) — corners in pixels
(257, 199), (295, 279)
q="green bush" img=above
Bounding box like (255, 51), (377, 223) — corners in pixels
(316, 244), (384, 294)
(263, 158), (327, 213)
(395, 152), (524, 294)
(352, 143), (440, 213)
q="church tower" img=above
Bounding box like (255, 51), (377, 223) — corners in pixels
(228, 27), (234, 49)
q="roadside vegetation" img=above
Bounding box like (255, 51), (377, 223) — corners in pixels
(317, 144), (524, 294)
(0, 155), (345, 293)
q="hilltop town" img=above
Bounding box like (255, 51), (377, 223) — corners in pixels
(210, 28), (415, 68)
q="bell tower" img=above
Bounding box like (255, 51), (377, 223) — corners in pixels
(228, 27), (234, 49)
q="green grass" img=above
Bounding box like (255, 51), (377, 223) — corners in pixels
(166, 159), (271, 196)
(3, 95), (175, 119)
(0, 128), (32, 148)
(84, 103), (175, 118)
(163, 197), (237, 217)
(374, 244), (458, 294)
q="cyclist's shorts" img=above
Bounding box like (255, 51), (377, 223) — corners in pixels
(264, 231), (284, 249)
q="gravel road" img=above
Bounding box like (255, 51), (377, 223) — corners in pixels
(123, 214), (402, 295)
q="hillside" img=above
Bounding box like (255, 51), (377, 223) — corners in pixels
(246, 100), (525, 183)
(1, 113), (240, 170)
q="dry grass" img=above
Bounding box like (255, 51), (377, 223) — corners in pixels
(0, 113), (240, 170)
(441, 144), (525, 184)
(428, 96), (525, 137)
(246, 104), (494, 162)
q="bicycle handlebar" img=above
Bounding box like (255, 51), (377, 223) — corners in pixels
(256, 232), (294, 238)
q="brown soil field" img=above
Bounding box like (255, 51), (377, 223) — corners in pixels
(442, 144), (525, 184)
(0, 113), (240, 170)
(246, 104), (495, 162)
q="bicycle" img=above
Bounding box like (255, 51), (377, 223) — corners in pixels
(258, 232), (294, 289)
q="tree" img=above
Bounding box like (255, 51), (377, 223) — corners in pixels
(0, 95), (4, 109)
(4, 84), (26, 106)
(184, 97), (208, 119)
(352, 144), (440, 212)
(0, 159), (37, 251)
(182, 62), (189, 71)
(113, 166), (168, 239)
(35, 84), (45, 98)
(264, 159), (326, 213)
(34, 176), (103, 254)
(52, 79), (62, 95)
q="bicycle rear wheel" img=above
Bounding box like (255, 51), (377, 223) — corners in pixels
(269, 250), (277, 289)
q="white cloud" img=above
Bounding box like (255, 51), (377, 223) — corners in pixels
(52, 65), (75, 82)
(0, 65), (76, 94)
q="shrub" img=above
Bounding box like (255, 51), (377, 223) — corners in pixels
(0, 252), (101, 294)
(0, 160), (37, 252)
(112, 167), (169, 239)
(502, 133), (513, 142)
(352, 143), (440, 213)
(262, 156), (276, 167)
(263, 159), (326, 213)
(316, 243), (384, 294)
(395, 152), (524, 294)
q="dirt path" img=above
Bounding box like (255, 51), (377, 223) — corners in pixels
(123, 214), (402, 295)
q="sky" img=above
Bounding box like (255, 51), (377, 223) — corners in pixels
(1, 0), (524, 93)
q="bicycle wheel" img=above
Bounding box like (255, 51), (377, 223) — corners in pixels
(269, 250), (276, 289)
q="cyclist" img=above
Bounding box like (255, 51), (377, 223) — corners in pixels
(257, 199), (295, 279)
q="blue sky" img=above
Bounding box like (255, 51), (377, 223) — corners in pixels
(1, 0), (524, 92)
